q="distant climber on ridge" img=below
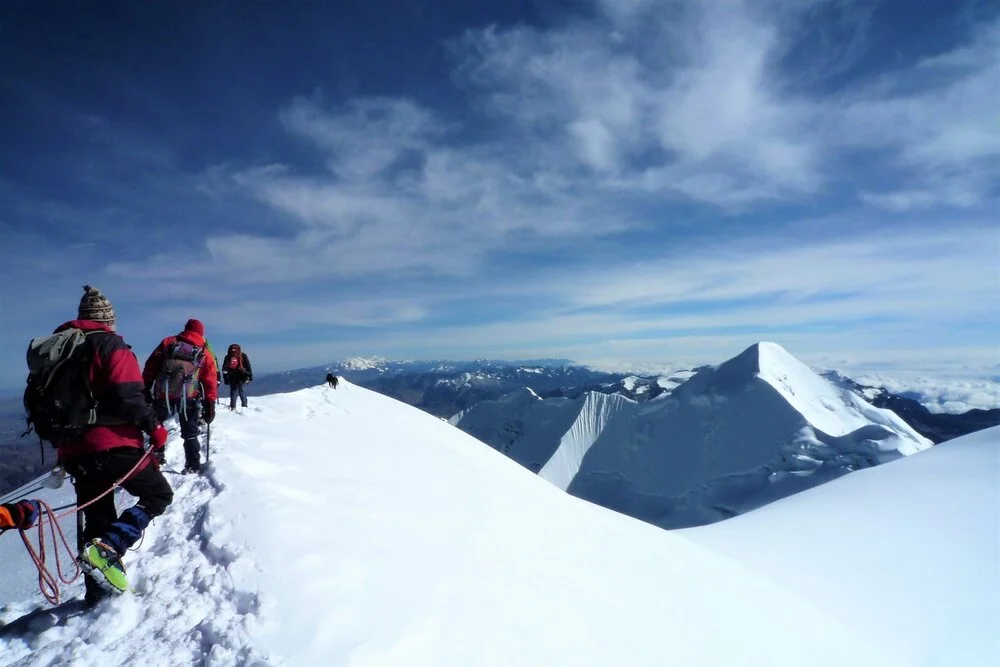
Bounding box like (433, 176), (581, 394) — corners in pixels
(326, 372), (339, 389)
(223, 343), (253, 411)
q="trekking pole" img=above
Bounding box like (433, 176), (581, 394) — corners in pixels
(201, 380), (211, 462)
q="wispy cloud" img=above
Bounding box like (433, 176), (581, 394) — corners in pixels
(279, 97), (444, 181)
(845, 23), (1000, 210)
(108, 3), (999, 292)
(110, 91), (640, 286)
(559, 225), (998, 318)
(454, 1), (822, 205)
(457, 2), (1000, 209)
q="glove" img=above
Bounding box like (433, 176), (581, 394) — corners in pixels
(203, 401), (216, 424)
(10, 500), (40, 529)
(149, 424), (168, 450)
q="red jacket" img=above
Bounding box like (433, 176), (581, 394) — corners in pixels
(54, 320), (161, 462)
(142, 330), (219, 402)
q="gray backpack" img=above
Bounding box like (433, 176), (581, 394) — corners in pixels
(23, 329), (99, 443)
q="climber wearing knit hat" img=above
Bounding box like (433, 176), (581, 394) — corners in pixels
(142, 318), (219, 474)
(37, 286), (172, 605)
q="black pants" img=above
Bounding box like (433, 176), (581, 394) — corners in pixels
(154, 401), (204, 470)
(64, 447), (173, 603)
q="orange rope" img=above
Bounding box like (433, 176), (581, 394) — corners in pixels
(18, 449), (153, 605)
(19, 500), (80, 605)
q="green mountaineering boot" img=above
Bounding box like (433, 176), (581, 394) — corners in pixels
(78, 539), (128, 595)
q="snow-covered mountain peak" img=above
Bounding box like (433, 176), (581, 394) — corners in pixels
(339, 356), (390, 371)
(453, 342), (932, 529)
(675, 342), (929, 446)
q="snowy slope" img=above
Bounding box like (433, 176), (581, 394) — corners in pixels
(688, 426), (1000, 667)
(454, 342), (932, 528)
(0, 381), (962, 666)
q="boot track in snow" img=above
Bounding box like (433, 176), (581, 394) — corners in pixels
(0, 421), (275, 667)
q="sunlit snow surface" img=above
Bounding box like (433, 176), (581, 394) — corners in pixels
(1, 381), (995, 666)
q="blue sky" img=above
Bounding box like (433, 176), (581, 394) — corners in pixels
(1, 0), (998, 390)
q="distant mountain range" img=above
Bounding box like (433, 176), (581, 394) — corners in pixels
(251, 355), (997, 443)
(2, 349), (997, 498)
(451, 342), (934, 528)
(250, 357), (630, 418)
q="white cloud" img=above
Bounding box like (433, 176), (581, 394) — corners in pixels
(859, 187), (981, 212)
(828, 21), (1000, 209)
(455, 3), (1000, 209)
(280, 97), (443, 181)
(205, 298), (428, 334)
(556, 224), (998, 319)
(569, 118), (620, 172)
(455, 1), (822, 205)
(851, 373), (1000, 415)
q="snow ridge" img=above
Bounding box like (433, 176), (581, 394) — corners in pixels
(539, 392), (631, 491)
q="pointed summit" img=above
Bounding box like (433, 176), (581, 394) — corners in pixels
(678, 341), (796, 394)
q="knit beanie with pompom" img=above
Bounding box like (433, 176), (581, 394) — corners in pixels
(78, 285), (117, 331)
